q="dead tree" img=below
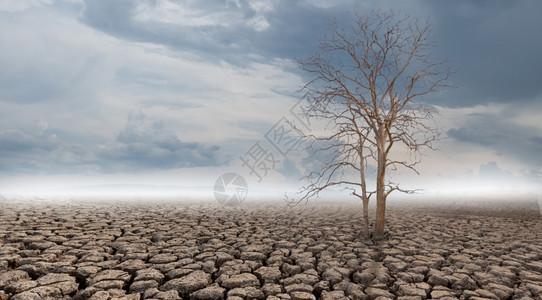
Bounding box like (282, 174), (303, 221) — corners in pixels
(294, 11), (450, 239)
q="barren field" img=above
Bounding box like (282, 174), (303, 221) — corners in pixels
(0, 199), (541, 300)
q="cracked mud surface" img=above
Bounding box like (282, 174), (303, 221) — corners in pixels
(0, 199), (541, 299)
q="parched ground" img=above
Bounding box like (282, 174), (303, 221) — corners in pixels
(0, 198), (541, 300)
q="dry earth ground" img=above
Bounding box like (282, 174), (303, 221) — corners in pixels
(0, 198), (541, 300)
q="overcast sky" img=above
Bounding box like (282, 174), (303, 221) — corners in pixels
(1, 0), (541, 198)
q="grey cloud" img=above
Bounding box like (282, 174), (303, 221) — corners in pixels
(81, 0), (247, 64)
(276, 157), (302, 181)
(447, 113), (542, 167)
(81, 0), (542, 108)
(0, 75), (60, 103)
(0, 128), (93, 174)
(0, 129), (59, 152)
(478, 161), (541, 188)
(299, 138), (377, 183)
(2, 0), (541, 181)
(431, 0), (542, 106)
(479, 161), (514, 181)
(139, 100), (203, 110)
(113, 66), (209, 109)
(519, 168), (542, 183)
(95, 113), (223, 171)
(0, 114), (223, 174)
(81, 0), (135, 38)
(79, 0), (344, 65)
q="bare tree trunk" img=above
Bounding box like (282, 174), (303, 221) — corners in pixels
(375, 193), (386, 239)
(374, 126), (387, 239)
(362, 197), (370, 237)
(358, 139), (370, 238)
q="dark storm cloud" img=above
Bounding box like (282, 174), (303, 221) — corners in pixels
(447, 113), (542, 167)
(80, 0), (542, 108)
(81, 0), (252, 65)
(80, 0), (354, 65)
(429, 0), (542, 106)
(244, 3), (342, 60)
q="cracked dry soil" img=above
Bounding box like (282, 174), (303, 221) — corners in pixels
(0, 199), (541, 300)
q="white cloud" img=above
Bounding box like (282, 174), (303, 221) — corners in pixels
(0, 2), (302, 144)
(132, 0), (273, 32)
(0, 0), (53, 12)
(36, 118), (48, 135)
(247, 15), (270, 31)
(248, 0), (274, 12)
(441, 102), (542, 168)
(303, 0), (348, 9)
(133, 0), (242, 27)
